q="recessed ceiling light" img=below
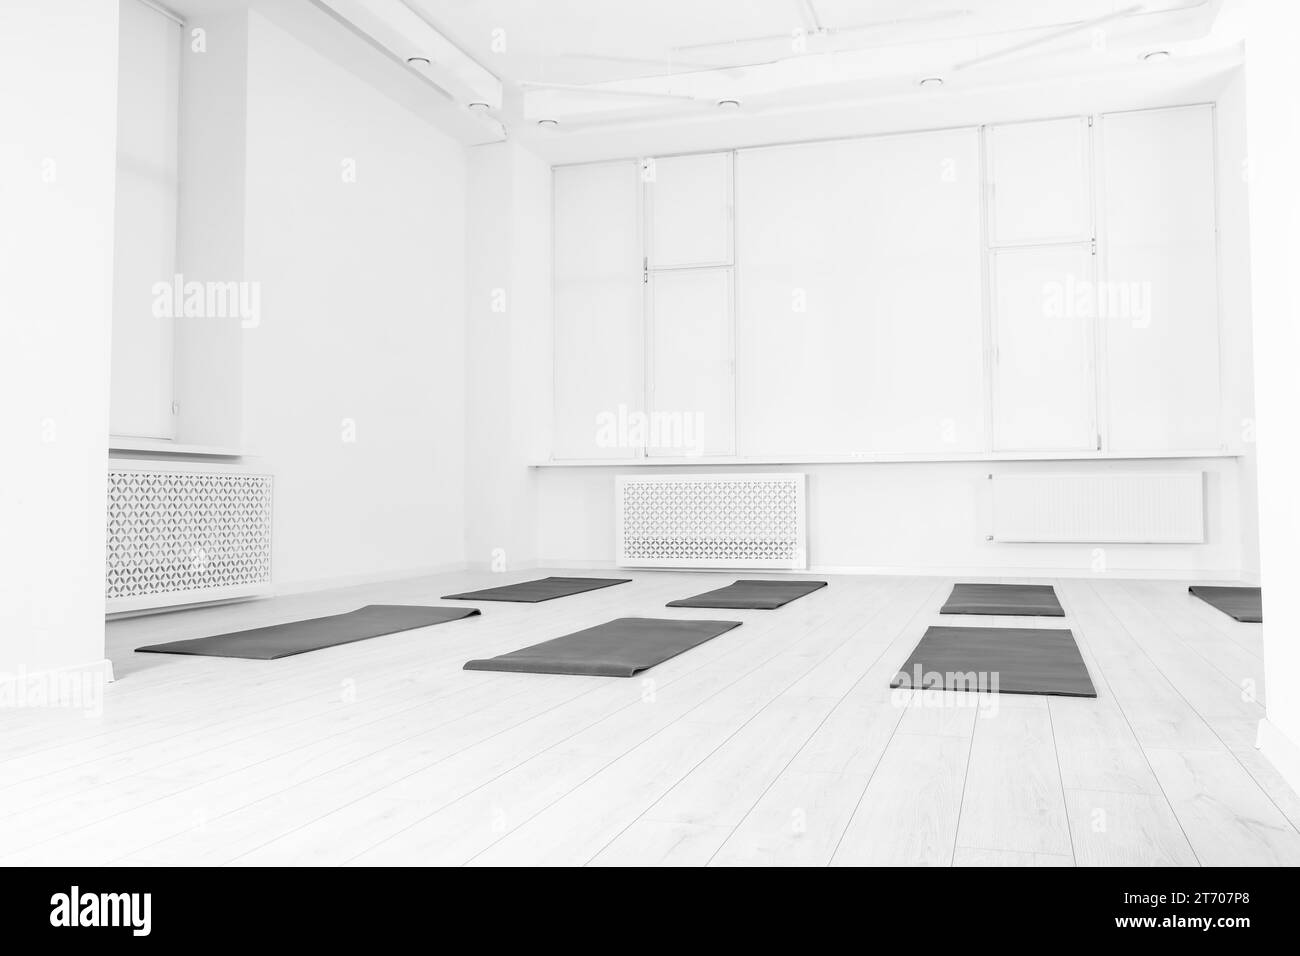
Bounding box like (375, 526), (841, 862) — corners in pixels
(1143, 50), (1171, 61)
(537, 118), (559, 128)
(467, 102), (491, 111)
(406, 56), (431, 66)
(716, 99), (741, 110)
(919, 76), (944, 88)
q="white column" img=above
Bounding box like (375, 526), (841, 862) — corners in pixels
(1245, 0), (1300, 791)
(0, 1), (121, 684)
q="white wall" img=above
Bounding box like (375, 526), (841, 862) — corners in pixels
(1245, 2), (1300, 794)
(464, 142), (552, 571)
(0, 0), (119, 677)
(1215, 68), (1261, 580)
(109, 0), (180, 440)
(173, 4), (249, 449)
(240, 10), (468, 588)
(535, 457), (1246, 577)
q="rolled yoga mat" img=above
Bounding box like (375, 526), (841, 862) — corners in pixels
(1188, 585), (1263, 623)
(890, 625), (1096, 698)
(136, 605), (480, 660)
(667, 579), (828, 610)
(464, 617), (742, 677)
(442, 576), (631, 603)
(940, 583), (1065, 617)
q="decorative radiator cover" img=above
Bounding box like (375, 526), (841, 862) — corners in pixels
(106, 464), (273, 612)
(990, 472), (1205, 543)
(616, 473), (807, 569)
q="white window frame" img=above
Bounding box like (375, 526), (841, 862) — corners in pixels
(641, 152), (737, 459)
(982, 116), (1101, 453)
(548, 104), (1227, 465)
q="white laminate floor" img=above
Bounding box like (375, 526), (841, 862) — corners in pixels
(1, 570), (1295, 867)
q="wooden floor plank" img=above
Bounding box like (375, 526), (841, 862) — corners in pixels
(1048, 696), (1162, 795)
(589, 820), (732, 867)
(709, 770), (871, 867)
(951, 847), (1073, 867)
(1144, 749), (1300, 866)
(1056, 580), (1225, 752)
(831, 733), (969, 867)
(956, 703), (1073, 859)
(1064, 789), (1199, 866)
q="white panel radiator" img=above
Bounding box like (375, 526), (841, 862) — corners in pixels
(990, 473), (1205, 543)
(106, 464), (273, 612)
(616, 473), (807, 569)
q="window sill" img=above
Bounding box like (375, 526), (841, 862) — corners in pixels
(531, 449), (1244, 467)
(108, 437), (247, 458)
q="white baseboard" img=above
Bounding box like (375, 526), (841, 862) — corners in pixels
(807, 565), (1252, 581)
(107, 583), (272, 616)
(537, 558), (1249, 581)
(106, 558), (1253, 620)
(0, 658), (115, 717)
(107, 596), (256, 621)
(270, 562), (469, 597)
(1256, 718), (1300, 798)
(108, 563), (473, 620)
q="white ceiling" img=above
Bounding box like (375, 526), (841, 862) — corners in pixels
(413, 0), (1214, 85)
(275, 0), (1242, 157)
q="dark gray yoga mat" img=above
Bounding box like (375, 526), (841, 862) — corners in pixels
(442, 576), (631, 603)
(136, 605), (480, 660)
(464, 617), (742, 677)
(940, 583), (1064, 617)
(1189, 586), (1262, 623)
(667, 579), (828, 610)
(890, 625), (1096, 697)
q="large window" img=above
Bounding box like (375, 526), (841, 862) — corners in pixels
(991, 245), (1097, 451)
(645, 152), (735, 457)
(737, 129), (985, 457)
(109, 0), (182, 439)
(550, 105), (1223, 461)
(552, 161), (642, 459)
(986, 117), (1097, 451)
(1099, 106), (1221, 451)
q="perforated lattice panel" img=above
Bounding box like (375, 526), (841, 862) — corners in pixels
(617, 474), (807, 569)
(106, 469), (273, 604)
